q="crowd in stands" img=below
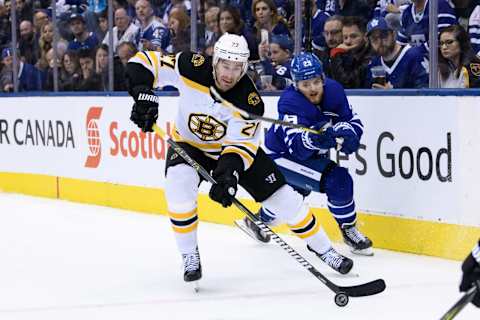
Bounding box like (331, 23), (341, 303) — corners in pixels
(1, 0), (480, 92)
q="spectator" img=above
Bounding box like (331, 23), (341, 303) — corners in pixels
(330, 16), (372, 88)
(258, 34), (293, 90)
(95, 44), (109, 90)
(37, 22), (68, 71)
(319, 0), (373, 22)
(134, 0), (171, 52)
(168, 7), (191, 53)
(97, 10), (109, 41)
(315, 15), (344, 76)
(60, 50), (81, 91)
(115, 41), (137, 90)
(0, 48), (43, 92)
(0, 3), (12, 47)
(33, 9), (50, 35)
(397, 0), (457, 47)
(43, 47), (67, 91)
(366, 17), (429, 89)
(439, 25), (480, 88)
(373, 0), (410, 31)
(117, 41), (138, 66)
(251, 0), (290, 41)
(203, 6), (220, 55)
(468, 3), (480, 55)
(218, 6), (259, 59)
(67, 13), (99, 51)
(76, 48), (103, 91)
(18, 20), (36, 65)
(102, 7), (139, 53)
(309, 0), (331, 52)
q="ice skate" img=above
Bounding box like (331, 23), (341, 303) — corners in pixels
(182, 248), (202, 292)
(341, 223), (373, 256)
(235, 215), (271, 243)
(308, 245), (353, 275)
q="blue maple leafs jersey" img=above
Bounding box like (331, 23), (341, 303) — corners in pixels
(469, 5), (480, 55)
(265, 79), (363, 161)
(397, 0), (457, 46)
(366, 44), (429, 88)
(135, 20), (171, 51)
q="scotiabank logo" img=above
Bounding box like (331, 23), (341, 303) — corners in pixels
(84, 107), (103, 168)
(109, 122), (168, 159)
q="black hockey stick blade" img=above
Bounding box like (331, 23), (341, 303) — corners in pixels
(338, 279), (386, 297)
(440, 282), (479, 320)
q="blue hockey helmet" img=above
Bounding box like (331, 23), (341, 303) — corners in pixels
(290, 52), (324, 83)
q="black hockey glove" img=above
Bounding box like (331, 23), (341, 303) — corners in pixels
(460, 242), (480, 307)
(209, 154), (244, 208)
(130, 86), (159, 132)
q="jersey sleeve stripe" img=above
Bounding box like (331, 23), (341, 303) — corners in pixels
(180, 76), (210, 94)
(221, 147), (254, 169)
(223, 140), (259, 155)
(147, 51), (159, 85)
(133, 52), (152, 68)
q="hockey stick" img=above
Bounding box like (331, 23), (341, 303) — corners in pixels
(304, 0), (313, 52)
(440, 281), (480, 320)
(210, 86), (344, 149)
(152, 123), (385, 306)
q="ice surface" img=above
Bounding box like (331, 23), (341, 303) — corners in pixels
(0, 193), (477, 320)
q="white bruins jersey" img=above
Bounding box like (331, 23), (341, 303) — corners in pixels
(129, 51), (265, 170)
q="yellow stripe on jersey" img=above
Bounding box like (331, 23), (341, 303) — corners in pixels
(134, 51), (152, 67)
(146, 51), (159, 85)
(223, 140), (258, 155)
(221, 146), (254, 169)
(180, 76), (210, 94)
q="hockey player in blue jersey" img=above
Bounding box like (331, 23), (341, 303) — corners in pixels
(397, 0), (457, 47)
(236, 51), (373, 255)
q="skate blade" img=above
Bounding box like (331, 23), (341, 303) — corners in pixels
(234, 219), (266, 244)
(189, 280), (200, 293)
(350, 247), (374, 256)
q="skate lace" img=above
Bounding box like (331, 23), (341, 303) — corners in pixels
(183, 251), (200, 273)
(345, 226), (366, 244)
(321, 249), (344, 269)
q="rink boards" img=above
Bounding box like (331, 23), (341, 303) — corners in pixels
(0, 93), (479, 260)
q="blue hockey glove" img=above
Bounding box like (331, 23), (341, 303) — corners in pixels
(130, 86), (159, 132)
(332, 122), (359, 154)
(301, 122), (337, 150)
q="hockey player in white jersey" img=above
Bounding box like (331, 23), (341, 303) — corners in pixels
(125, 33), (354, 287)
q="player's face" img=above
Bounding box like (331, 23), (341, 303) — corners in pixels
(369, 30), (395, 57)
(440, 32), (460, 61)
(297, 76), (324, 104)
(214, 59), (244, 91)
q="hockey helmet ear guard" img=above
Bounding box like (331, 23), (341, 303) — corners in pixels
(290, 52), (325, 87)
(213, 33), (250, 78)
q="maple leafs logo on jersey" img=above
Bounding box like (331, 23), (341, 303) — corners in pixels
(247, 92), (261, 106)
(191, 54), (205, 67)
(470, 63), (480, 76)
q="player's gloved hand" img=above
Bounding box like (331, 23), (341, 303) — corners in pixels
(301, 122), (337, 150)
(459, 244), (480, 307)
(130, 86), (158, 132)
(332, 122), (359, 154)
(209, 154), (243, 208)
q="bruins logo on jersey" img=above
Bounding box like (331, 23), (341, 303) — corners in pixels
(188, 113), (226, 141)
(247, 92), (261, 106)
(191, 54), (205, 67)
(470, 63), (480, 76)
